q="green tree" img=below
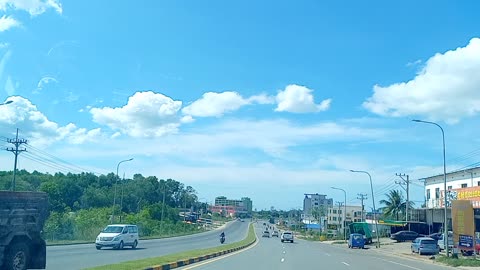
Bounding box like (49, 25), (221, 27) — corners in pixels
(379, 190), (414, 220)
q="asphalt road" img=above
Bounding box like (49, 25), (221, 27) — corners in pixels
(179, 223), (454, 270)
(46, 220), (249, 270)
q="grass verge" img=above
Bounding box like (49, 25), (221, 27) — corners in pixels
(436, 255), (480, 267)
(86, 223), (256, 270)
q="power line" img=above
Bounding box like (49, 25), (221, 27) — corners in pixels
(28, 144), (102, 175)
(25, 144), (106, 175)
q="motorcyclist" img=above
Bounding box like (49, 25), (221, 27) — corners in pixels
(220, 231), (225, 243)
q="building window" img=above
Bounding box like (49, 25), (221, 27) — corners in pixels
(426, 189), (430, 200)
(435, 188), (440, 199)
(447, 186), (452, 190)
(333, 209), (337, 214)
(333, 217), (337, 221)
(338, 210), (342, 214)
(314, 202), (319, 206)
(461, 183), (468, 188)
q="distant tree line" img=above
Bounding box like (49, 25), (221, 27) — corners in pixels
(0, 170), (208, 241)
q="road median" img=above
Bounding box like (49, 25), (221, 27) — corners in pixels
(86, 223), (256, 270)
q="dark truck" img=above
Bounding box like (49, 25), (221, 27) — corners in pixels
(0, 191), (48, 270)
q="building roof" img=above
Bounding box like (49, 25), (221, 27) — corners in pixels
(422, 166), (480, 181)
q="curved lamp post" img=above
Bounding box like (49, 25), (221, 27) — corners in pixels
(350, 170), (381, 248)
(412, 119), (449, 257)
(111, 158), (133, 223)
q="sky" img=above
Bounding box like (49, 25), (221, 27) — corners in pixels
(1, 0), (480, 210)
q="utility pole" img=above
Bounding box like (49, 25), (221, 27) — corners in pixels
(336, 201), (344, 235)
(119, 173), (125, 223)
(396, 173), (410, 230)
(357, 193), (367, 222)
(7, 128), (27, 191)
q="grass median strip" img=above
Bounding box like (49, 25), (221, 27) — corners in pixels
(86, 224), (256, 270)
(436, 255), (480, 267)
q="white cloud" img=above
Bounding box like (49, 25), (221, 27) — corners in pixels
(364, 38), (480, 124)
(182, 91), (276, 117)
(0, 0), (62, 16)
(275, 84), (332, 113)
(90, 91), (184, 137)
(0, 96), (102, 146)
(247, 93), (275, 104)
(182, 91), (248, 117)
(0, 15), (19, 32)
(103, 119), (388, 161)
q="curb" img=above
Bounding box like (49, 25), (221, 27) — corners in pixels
(144, 239), (257, 270)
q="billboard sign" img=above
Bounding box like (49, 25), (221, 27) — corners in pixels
(452, 200), (475, 250)
(459, 234), (474, 249)
(441, 186), (480, 208)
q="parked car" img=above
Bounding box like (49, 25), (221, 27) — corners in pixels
(281, 231), (294, 243)
(390, 231), (419, 242)
(272, 230), (279, 237)
(437, 231), (453, 251)
(411, 237), (439, 255)
(95, 224), (139, 250)
(262, 230), (270, 238)
(427, 232), (442, 242)
(348, 233), (365, 249)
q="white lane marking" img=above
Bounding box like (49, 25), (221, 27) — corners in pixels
(281, 258), (285, 262)
(342, 262), (350, 266)
(182, 228), (259, 269)
(325, 253), (331, 256)
(283, 250), (286, 254)
(378, 258), (422, 270)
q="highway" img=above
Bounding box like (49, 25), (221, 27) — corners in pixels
(179, 223), (454, 270)
(46, 220), (249, 270)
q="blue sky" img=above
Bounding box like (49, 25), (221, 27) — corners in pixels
(1, 0), (480, 210)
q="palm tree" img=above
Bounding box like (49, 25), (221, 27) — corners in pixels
(379, 190), (414, 221)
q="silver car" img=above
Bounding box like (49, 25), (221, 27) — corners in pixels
(411, 237), (439, 255)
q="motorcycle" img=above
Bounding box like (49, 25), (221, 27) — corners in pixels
(220, 235), (225, 244)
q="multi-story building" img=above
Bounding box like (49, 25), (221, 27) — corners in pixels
(424, 167), (480, 208)
(210, 196), (253, 217)
(302, 193), (333, 224)
(421, 166), (480, 233)
(327, 205), (363, 232)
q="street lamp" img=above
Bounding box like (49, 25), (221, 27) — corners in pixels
(112, 158), (133, 223)
(350, 170), (381, 248)
(331, 187), (347, 242)
(412, 119), (449, 257)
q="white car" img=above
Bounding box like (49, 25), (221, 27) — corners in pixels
(95, 224), (139, 250)
(281, 231), (294, 243)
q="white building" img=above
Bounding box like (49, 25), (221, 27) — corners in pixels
(302, 193), (333, 224)
(327, 205), (363, 232)
(424, 167), (480, 208)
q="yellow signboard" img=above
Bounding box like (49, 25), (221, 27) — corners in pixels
(452, 200), (474, 250)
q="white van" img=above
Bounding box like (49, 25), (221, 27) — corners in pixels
(95, 224), (139, 250)
(437, 231), (453, 251)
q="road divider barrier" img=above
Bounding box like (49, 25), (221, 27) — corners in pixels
(144, 224), (256, 270)
(87, 223), (256, 270)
